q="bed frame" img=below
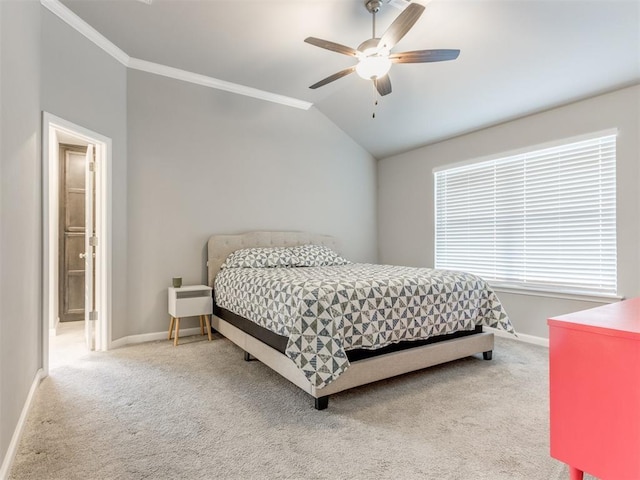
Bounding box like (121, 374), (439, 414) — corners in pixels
(207, 231), (494, 410)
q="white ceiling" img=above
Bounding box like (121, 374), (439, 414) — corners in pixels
(60, 0), (640, 159)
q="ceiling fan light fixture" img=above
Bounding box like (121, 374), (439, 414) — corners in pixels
(356, 55), (392, 80)
(305, 1), (456, 97)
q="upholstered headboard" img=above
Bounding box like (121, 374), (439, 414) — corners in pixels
(207, 231), (339, 287)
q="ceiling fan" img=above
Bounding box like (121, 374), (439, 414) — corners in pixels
(305, 0), (460, 97)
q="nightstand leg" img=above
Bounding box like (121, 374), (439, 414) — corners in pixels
(168, 316), (175, 340)
(173, 317), (180, 346)
(205, 314), (212, 341)
(199, 315), (205, 336)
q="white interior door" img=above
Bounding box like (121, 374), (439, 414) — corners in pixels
(84, 144), (96, 350)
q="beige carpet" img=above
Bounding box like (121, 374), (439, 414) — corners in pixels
(10, 330), (594, 480)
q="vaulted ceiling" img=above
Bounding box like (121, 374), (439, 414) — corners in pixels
(60, 0), (640, 159)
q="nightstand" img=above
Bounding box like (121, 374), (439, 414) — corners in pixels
(168, 285), (213, 346)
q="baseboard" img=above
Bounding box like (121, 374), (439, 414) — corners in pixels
(110, 327), (203, 349)
(49, 316), (60, 337)
(0, 369), (44, 480)
(485, 326), (549, 348)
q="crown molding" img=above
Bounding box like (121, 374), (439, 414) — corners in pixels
(40, 0), (313, 110)
(128, 58), (313, 110)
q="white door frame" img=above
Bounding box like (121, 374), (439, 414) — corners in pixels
(42, 112), (112, 375)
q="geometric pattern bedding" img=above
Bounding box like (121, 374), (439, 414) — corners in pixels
(215, 263), (514, 389)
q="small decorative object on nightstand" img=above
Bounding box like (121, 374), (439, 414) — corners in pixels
(168, 285), (213, 346)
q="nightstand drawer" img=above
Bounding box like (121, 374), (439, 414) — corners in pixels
(168, 286), (213, 317)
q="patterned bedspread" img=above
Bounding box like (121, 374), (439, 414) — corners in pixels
(215, 263), (514, 389)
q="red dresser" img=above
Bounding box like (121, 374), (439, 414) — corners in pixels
(548, 298), (640, 480)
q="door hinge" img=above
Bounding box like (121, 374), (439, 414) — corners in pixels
(89, 161), (96, 172)
(89, 311), (98, 321)
(89, 235), (98, 247)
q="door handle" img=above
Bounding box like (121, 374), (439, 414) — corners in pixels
(79, 253), (86, 259)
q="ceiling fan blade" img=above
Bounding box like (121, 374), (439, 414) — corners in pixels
(304, 37), (358, 57)
(378, 3), (425, 50)
(375, 75), (392, 96)
(309, 66), (357, 89)
(390, 49), (460, 64)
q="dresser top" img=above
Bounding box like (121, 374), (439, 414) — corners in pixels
(548, 297), (640, 339)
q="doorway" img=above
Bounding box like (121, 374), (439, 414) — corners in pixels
(42, 112), (112, 376)
(59, 143), (88, 323)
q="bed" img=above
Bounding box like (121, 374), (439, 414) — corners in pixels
(207, 231), (514, 410)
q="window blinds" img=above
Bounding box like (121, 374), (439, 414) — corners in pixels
(434, 133), (617, 296)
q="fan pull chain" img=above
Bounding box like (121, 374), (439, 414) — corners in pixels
(372, 80), (379, 119)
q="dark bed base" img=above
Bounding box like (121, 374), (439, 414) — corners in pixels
(216, 306), (486, 362)
(215, 306), (492, 410)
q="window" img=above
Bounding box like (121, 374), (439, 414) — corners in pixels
(434, 132), (617, 297)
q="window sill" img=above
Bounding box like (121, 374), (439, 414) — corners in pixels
(491, 284), (622, 304)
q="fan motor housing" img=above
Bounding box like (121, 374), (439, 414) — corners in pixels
(365, 0), (390, 14)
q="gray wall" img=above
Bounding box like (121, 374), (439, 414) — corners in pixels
(378, 85), (640, 339)
(126, 70), (377, 336)
(40, 9), (128, 339)
(0, 0), (41, 468)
